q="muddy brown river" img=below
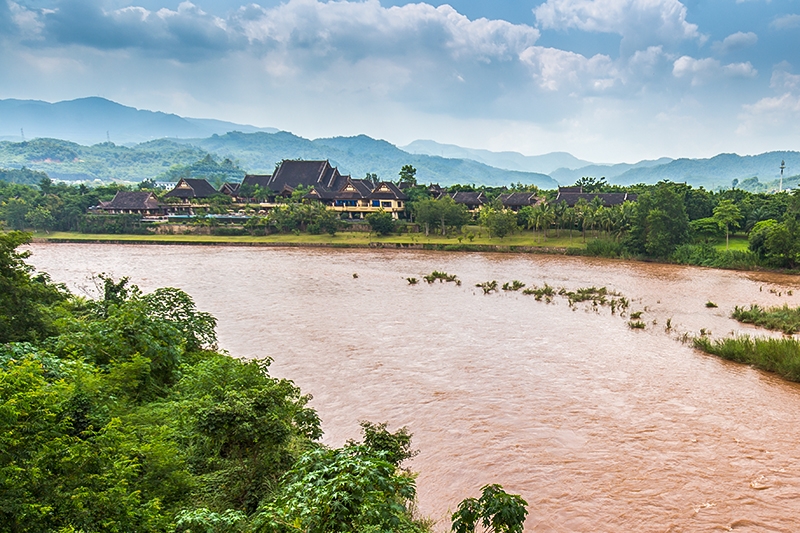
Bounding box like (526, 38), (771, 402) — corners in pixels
(27, 243), (800, 532)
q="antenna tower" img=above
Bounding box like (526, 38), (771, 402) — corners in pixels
(20, 128), (25, 141)
(780, 160), (786, 192)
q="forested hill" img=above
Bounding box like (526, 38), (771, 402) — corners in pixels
(186, 131), (558, 188)
(0, 97), (277, 145)
(0, 133), (559, 188)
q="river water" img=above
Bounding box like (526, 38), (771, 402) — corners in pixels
(27, 243), (800, 532)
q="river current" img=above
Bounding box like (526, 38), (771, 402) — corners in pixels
(27, 243), (800, 532)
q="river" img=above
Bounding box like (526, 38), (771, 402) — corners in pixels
(27, 243), (800, 532)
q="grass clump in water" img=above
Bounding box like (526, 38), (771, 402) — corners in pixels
(476, 280), (498, 294)
(423, 270), (460, 285)
(732, 304), (800, 335)
(705, 301), (718, 308)
(502, 280), (526, 291)
(629, 311), (643, 319)
(522, 283), (555, 302)
(693, 335), (800, 382)
(628, 320), (646, 329)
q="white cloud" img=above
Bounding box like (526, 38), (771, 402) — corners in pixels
(771, 14), (800, 30)
(711, 31), (757, 54)
(519, 46), (617, 92)
(771, 69), (800, 91)
(533, 0), (703, 51)
(673, 55), (756, 85)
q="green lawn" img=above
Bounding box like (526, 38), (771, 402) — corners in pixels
(36, 228), (590, 249)
(712, 235), (749, 252)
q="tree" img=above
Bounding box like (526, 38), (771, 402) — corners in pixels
(25, 206), (55, 233)
(399, 165), (418, 186)
(627, 183), (690, 257)
(366, 209), (397, 236)
(451, 484), (528, 533)
(712, 199), (742, 250)
(479, 207), (517, 239)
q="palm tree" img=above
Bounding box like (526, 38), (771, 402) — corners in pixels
(552, 200), (568, 238)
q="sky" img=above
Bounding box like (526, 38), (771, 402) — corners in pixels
(1, 0), (800, 163)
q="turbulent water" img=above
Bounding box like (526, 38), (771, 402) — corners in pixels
(28, 243), (800, 532)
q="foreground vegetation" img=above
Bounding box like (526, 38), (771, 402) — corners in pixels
(0, 230), (528, 533)
(732, 304), (800, 335)
(693, 335), (800, 382)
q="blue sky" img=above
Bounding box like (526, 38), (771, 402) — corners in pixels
(1, 0), (799, 162)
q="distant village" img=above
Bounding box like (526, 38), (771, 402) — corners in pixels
(92, 159), (637, 221)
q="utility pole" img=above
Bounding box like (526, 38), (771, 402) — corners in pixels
(780, 160), (786, 192)
(20, 128), (24, 141)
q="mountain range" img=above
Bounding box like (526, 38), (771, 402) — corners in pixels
(0, 97), (797, 191)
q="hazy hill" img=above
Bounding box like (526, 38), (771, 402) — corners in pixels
(610, 152), (800, 189)
(184, 131), (559, 188)
(402, 139), (592, 174)
(0, 132), (558, 188)
(549, 158), (674, 185)
(0, 97), (277, 145)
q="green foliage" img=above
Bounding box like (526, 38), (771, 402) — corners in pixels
(584, 238), (627, 258)
(451, 484), (528, 533)
(413, 196), (470, 236)
(0, 167), (50, 186)
(694, 335), (800, 382)
(732, 304), (800, 335)
(689, 217), (724, 242)
(0, 231), (66, 343)
(399, 164), (417, 186)
(627, 183), (690, 257)
(256, 423), (426, 533)
(479, 207), (517, 238)
(366, 209), (397, 236)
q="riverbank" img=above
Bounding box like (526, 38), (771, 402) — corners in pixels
(31, 230), (752, 257)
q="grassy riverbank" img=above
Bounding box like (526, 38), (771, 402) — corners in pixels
(33, 229), (585, 250)
(33, 230), (750, 253)
(694, 335), (800, 382)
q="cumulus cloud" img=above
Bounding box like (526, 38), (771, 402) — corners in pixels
(36, 1), (242, 60)
(533, 0), (703, 52)
(672, 55), (756, 85)
(519, 46), (617, 91)
(771, 14), (800, 30)
(711, 31), (757, 54)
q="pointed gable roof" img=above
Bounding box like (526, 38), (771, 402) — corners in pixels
(241, 174), (271, 189)
(268, 160), (345, 192)
(164, 178), (217, 199)
(368, 181), (408, 200)
(499, 192), (538, 207)
(104, 191), (161, 210)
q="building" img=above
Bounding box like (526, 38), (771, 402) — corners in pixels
(304, 178), (408, 218)
(498, 192), (540, 211)
(439, 191), (486, 212)
(92, 191), (165, 216)
(164, 178), (219, 202)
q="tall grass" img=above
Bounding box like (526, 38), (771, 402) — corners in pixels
(732, 304), (800, 335)
(693, 335), (800, 382)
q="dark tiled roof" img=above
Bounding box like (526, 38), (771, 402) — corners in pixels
(554, 192), (635, 207)
(499, 192), (538, 207)
(104, 191), (161, 210)
(368, 182), (408, 200)
(441, 191), (485, 206)
(269, 160), (341, 192)
(304, 178), (375, 201)
(558, 186), (583, 193)
(164, 178), (217, 199)
(241, 174), (271, 189)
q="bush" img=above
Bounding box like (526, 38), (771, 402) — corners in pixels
(585, 238), (628, 258)
(78, 214), (151, 234)
(211, 227), (247, 236)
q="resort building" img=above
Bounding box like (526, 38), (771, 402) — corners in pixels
(92, 191), (166, 216)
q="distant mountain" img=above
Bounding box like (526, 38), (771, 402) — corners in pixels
(0, 97), (277, 145)
(0, 132), (558, 188)
(610, 152), (800, 189)
(549, 158), (674, 185)
(183, 131), (558, 188)
(402, 139), (592, 174)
